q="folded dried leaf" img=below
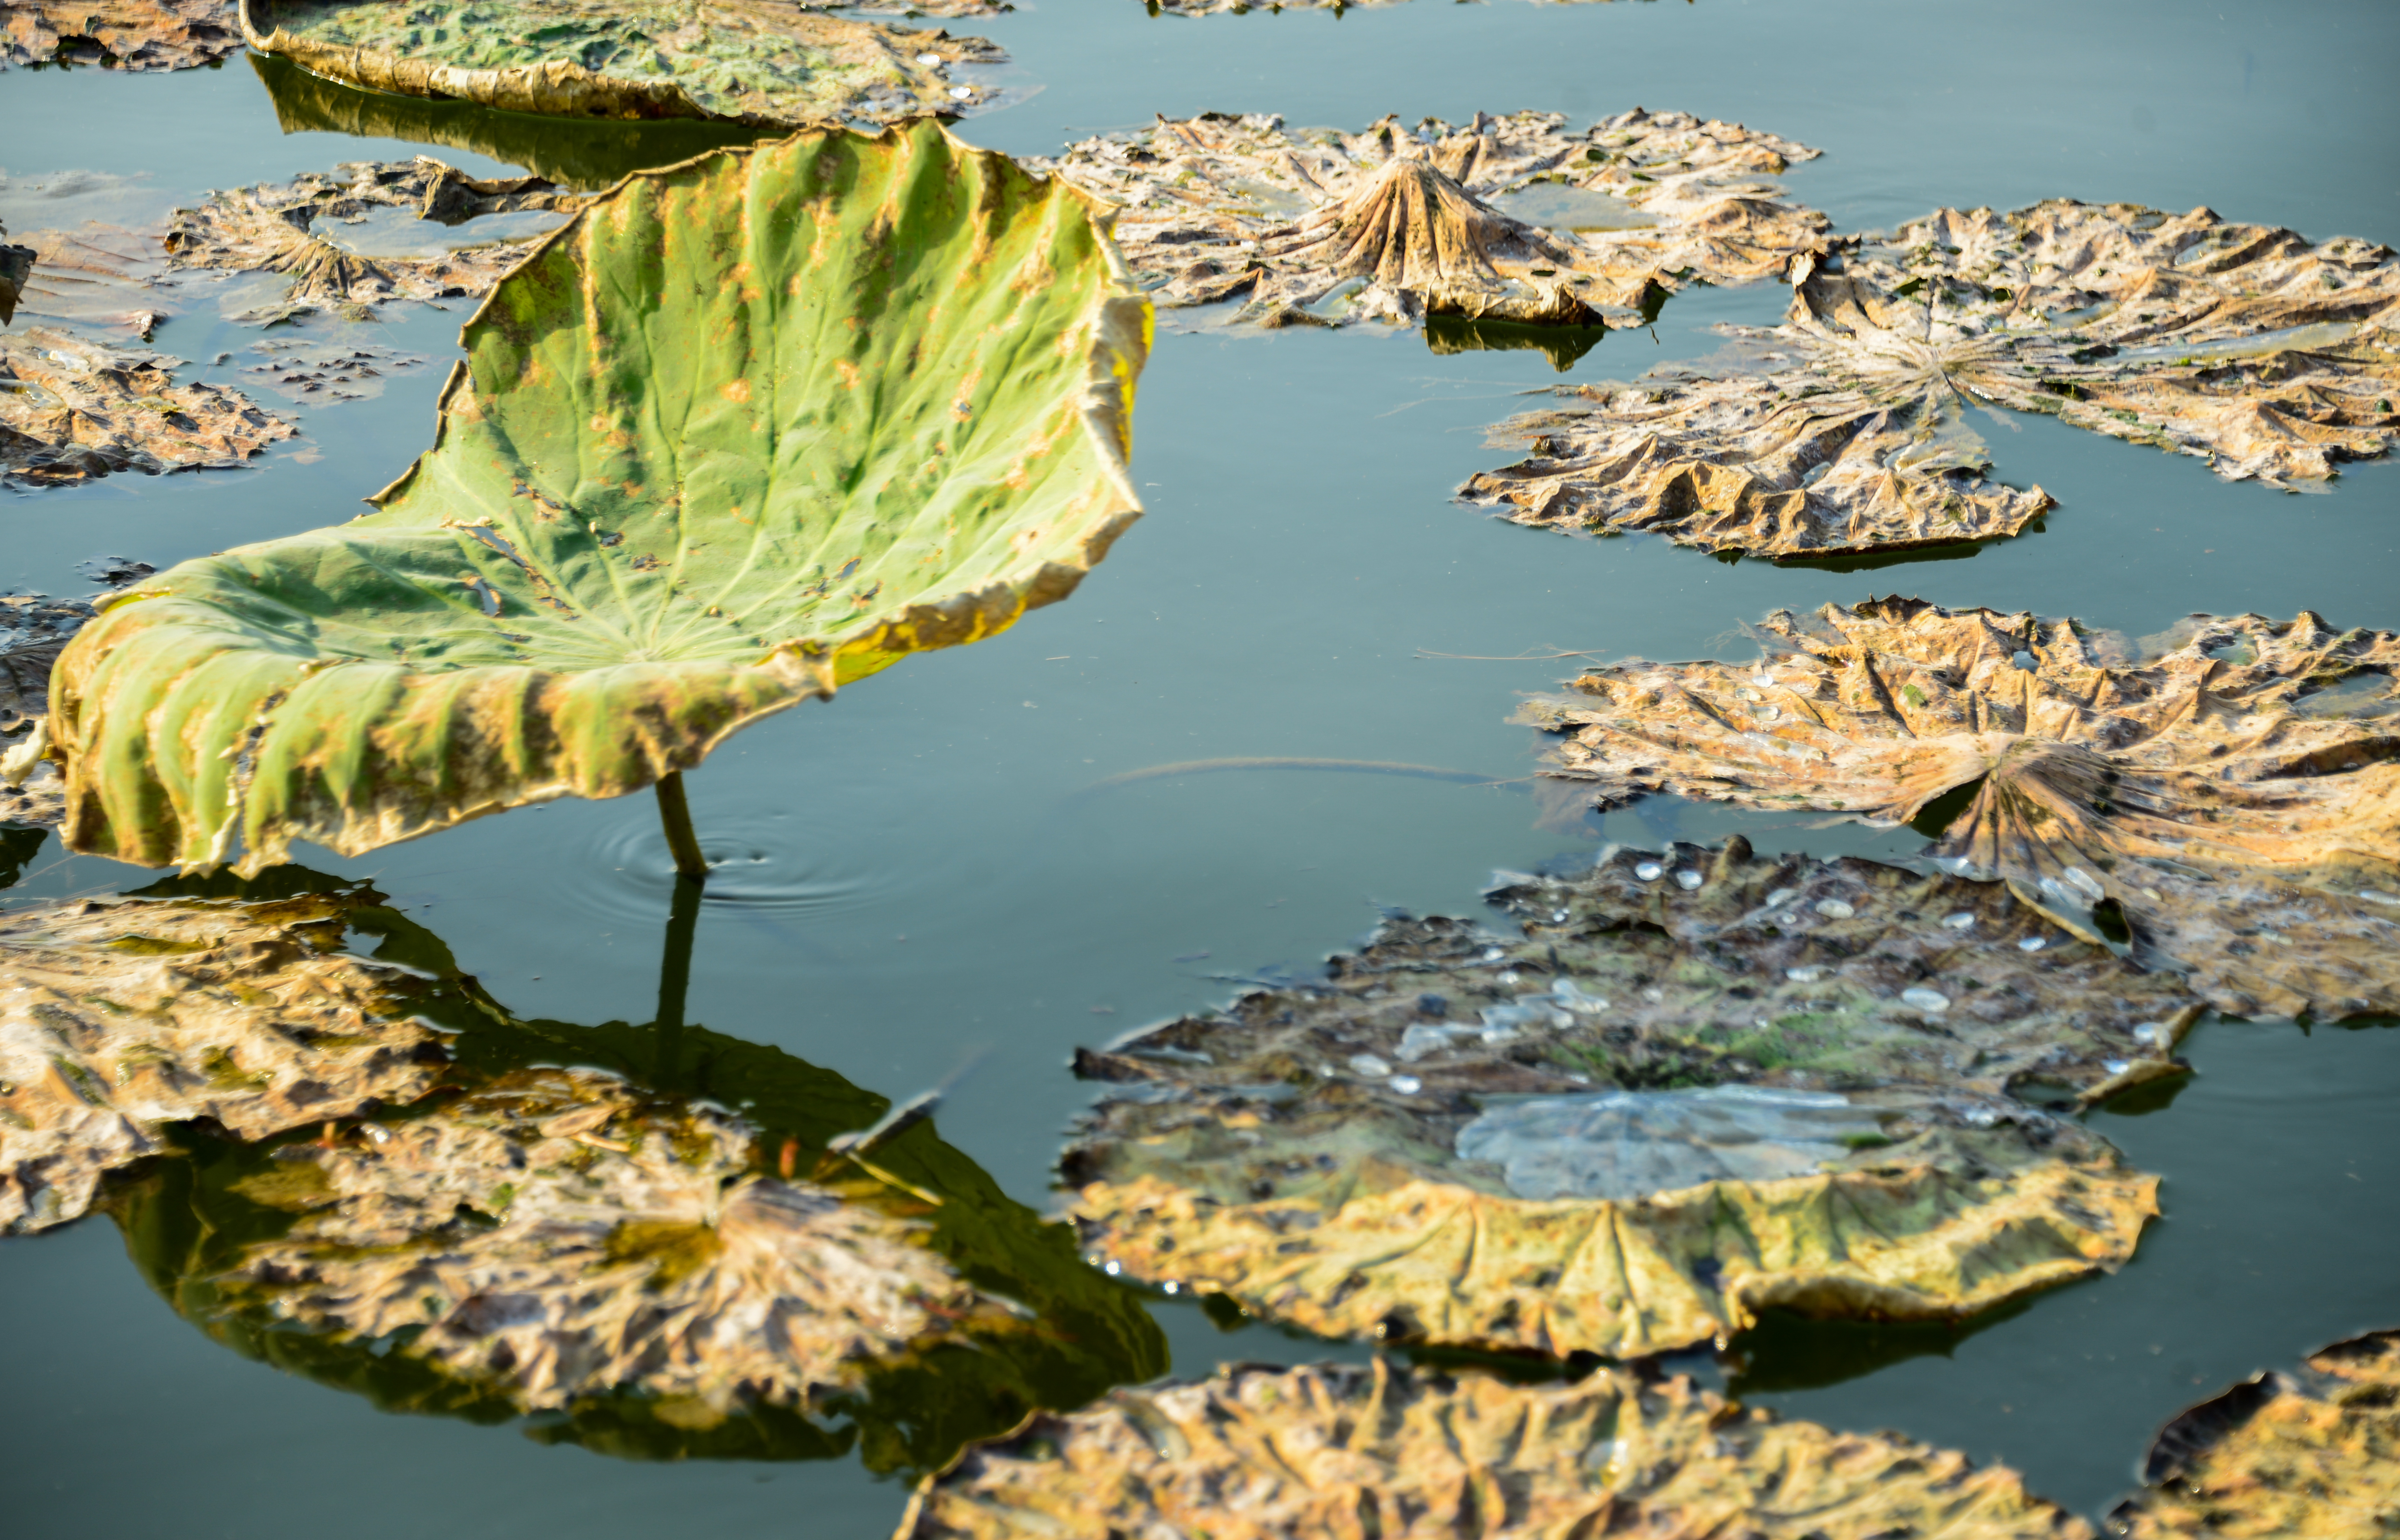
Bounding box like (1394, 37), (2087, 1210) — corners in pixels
(1466, 201), (2400, 557)
(163, 157), (593, 318)
(1033, 107), (1824, 328)
(1063, 839), (2166, 1358)
(0, 891), (441, 1232)
(2109, 1329), (2400, 1537)
(1527, 598), (2400, 1018)
(898, 1360), (2094, 1540)
(1, 0), (241, 70)
(238, 0), (1006, 126)
(0, 324), (295, 488)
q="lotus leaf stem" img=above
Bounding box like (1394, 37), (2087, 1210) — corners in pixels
(655, 772), (709, 884)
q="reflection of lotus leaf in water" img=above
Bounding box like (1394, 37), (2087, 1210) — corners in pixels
(1456, 1086), (1883, 1201)
(0, 884), (444, 1233)
(238, 0), (1007, 127)
(1, 0), (242, 70)
(1465, 200), (2400, 558)
(1525, 598), (2400, 1019)
(1063, 838), (2170, 1359)
(1033, 107), (1825, 330)
(898, 1360), (2096, 1540)
(50, 120), (1149, 876)
(2108, 1329), (2400, 1538)
(163, 157), (593, 320)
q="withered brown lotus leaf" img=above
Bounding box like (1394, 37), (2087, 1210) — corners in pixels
(239, 0), (1006, 127)
(218, 1067), (993, 1413)
(2109, 1330), (2400, 1538)
(1062, 839), (2166, 1359)
(163, 157), (594, 319)
(1465, 201), (2400, 557)
(0, 891), (441, 1233)
(7, 223), (173, 340)
(1, 0), (242, 70)
(1526, 598), (2400, 1018)
(0, 325), (295, 488)
(897, 1359), (2095, 1540)
(1034, 107), (1826, 328)
(0, 593), (102, 825)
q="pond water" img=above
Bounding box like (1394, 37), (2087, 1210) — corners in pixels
(3, 0), (2397, 1533)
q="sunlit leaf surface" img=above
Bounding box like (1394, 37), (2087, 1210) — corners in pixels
(1, 0), (241, 70)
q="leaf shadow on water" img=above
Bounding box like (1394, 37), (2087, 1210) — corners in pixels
(100, 863), (1169, 1474)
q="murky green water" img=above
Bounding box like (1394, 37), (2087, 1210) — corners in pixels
(3, 0), (2396, 1532)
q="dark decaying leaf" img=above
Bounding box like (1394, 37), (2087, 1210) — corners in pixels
(1063, 837), (2165, 1359)
(238, 0), (1007, 127)
(163, 157), (593, 320)
(1525, 598), (2400, 1018)
(1034, 108), (1825, 329)
(0, 888), (443, 1232)
(1464, 201), (2400, 558)
(1, 0), (242, 70)
(0, 222), (31, 327)
(0, 593), (103, 825)
(0, 324), (295, 488)
(51, 119), (1149, 875)
(2107, 1329), (2400, 1537)
(898, 1359), (2095, 1540)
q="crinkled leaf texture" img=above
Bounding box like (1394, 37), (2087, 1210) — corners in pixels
(2110, 1329), (2400, 1538)
(1526, 598), (2400, 1018)
(52, 120), (1150, 875)
(1, 0), (241, 70)
(898, 1360), (2093, 1540)
(1, 325), (294, 489)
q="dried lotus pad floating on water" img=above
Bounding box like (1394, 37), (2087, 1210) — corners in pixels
(1033, 108), (1825, 328)
(898, 1360), (2096, 1540)
(0, 325), (295, 489)
(1063, 840), (2167, 1359)
(202, 1067), (1002, 1414)
(163, 157), (593, 320)
(0, 890), (442, 1233)
(1, 0), (241, 70)
(237, 0), (1005, 127)
(1465, 200), (2400, 558)
(1527, 598), (2400, 1019)
(2110, 1329), (2400, 1538)
(50, 120), (1148, 876)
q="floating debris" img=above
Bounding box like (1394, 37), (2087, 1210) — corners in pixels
(0, 593), (102, 824)
(1526, 598), (2400, 1019)
(1062, 838), (2169, 1359)
(0, 324), (295, 488)
(164, 157), (593, 318)
(51, 121), (1149, 875)
(1033, 108), (1825, 329)
(1, 0), (243, 70)
(233, 331), (431, 407)
(1464, 201), (2400, 557)
(0, 222), (30, 326)
(898, 1360), (2095, 1540)
(237, 0), (1007, 126)
(0, 890), (444, 1232)
(2109, 1329), (2400, 1538)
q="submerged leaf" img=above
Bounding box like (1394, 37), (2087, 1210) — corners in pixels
(52, 120), (1149, 875)
(1035, 108), (1825, 329)
(163, 157), (593, 319)
(5, 222), (173, 339)
(1466, 201), (2400, 557)
(0, 889), (441, 1233)
(1527, 599), (2400, 1018)
(899, 1360), (2094, 1540)
(2110, 1330), (2400, 1537)
(1, 0), (242, 70)
(1063, 839), (2166, 1358)
(0, 324), (295, 488)
(238, 0), (1007, 126)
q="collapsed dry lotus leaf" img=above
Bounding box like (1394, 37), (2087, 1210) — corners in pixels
(5, 223), (173, 339)
(163, 157), (591, 320)
(1064, 840), (2164, 1358)
(0, 324), (296, 488)
(0, 891), (442, 1233)
(50, 120), (1148, 875)
(1033, 108), (1824, 328)
(2108, 1330), (2400, 1538)
(1, 0), (241, 69)
(899, 1359), (2093, 1540)
(232, 331), (432, 407)
(1527, 597), (2400, 1019)
(1465, 202), (2400, 557)
(238, 0), (1005, 126)
(217, 1067), (995, 1413)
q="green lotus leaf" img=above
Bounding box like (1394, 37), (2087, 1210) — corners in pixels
(50, 119), (1149, 876)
